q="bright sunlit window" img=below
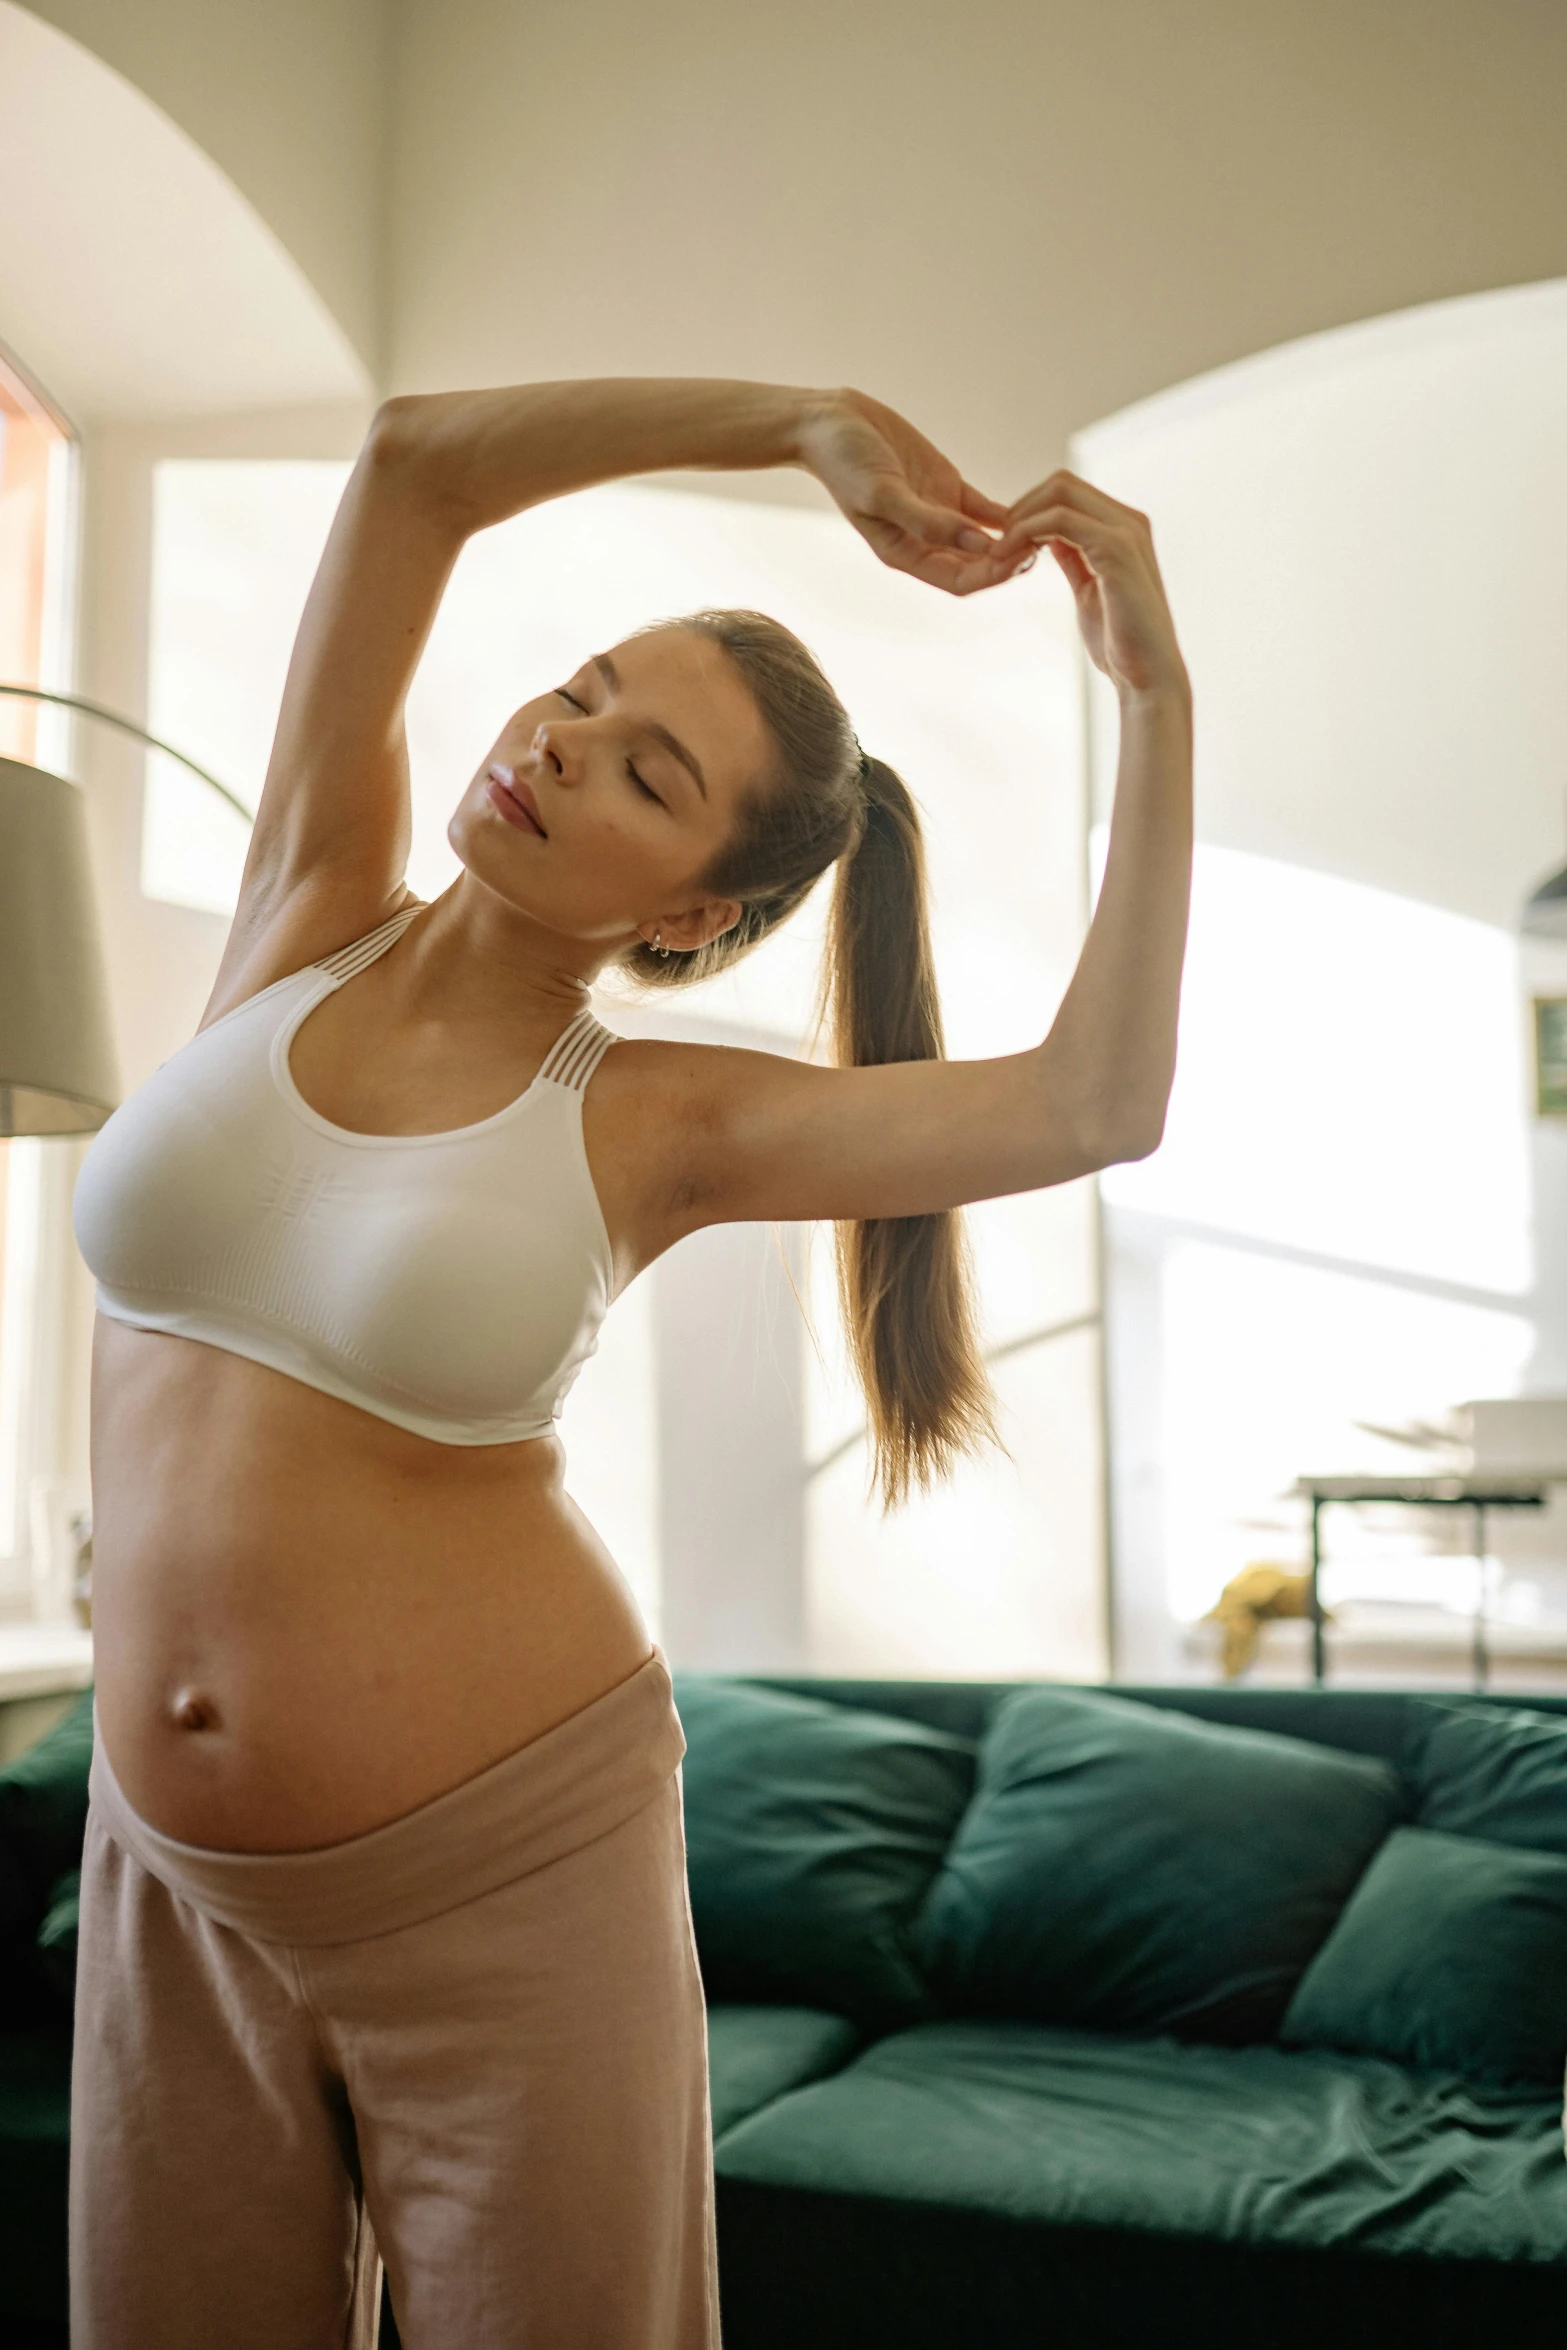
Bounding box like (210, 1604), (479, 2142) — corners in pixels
(1100, 838), (1535, 1655)
(144, 460), (349, 912)
(1103, 842), (1530, 1294)
(145, 463), (1101, 1674)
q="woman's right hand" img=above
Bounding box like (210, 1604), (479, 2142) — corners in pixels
(997, 470), (1189, 702)
(798, 390), (1026, 598)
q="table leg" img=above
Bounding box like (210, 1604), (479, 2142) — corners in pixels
(1472, 1502), (1489, 1693)
(1310, 1497), (1325, 1686)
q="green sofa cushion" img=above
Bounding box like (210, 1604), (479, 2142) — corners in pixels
(34, 1872), (79, 2016)
(0, 2029), (73, 2324)
(713, 2019), (1567, 2267)
(675, 1677), (975, 2025)
(0, 1692), (92, 1907)
(918, 1686), (1403, 2041)
(1411, 1700), (1567, 1854)
(707, 2005), (861, 2139)
(0, 1844), (33, 1953)
(1280, 1827), (1567, 2087)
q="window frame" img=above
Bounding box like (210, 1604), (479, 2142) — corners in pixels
(0, 338), (84, 1609)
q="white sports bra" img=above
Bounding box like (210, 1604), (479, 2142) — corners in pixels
(72, 909), (621, 1446)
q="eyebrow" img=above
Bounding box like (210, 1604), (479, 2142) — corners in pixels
(591, 652), (708, 799)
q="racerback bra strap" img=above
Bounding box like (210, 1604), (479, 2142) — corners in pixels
(538, 1008), (617, 1095)
(318, 906), (422, 982)
(315, 913), (615, 1094)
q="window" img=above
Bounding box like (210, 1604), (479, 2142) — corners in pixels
(0, 344), (79, 1599)
(0, 348), (74, 769)
(144, 460), (350, 911)
(1101, 840), (1533, 1673)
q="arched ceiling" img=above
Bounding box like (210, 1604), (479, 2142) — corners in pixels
(0, 3), (369, 422)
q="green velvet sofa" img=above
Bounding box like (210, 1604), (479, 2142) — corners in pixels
(1, 1677), (1565, 2347)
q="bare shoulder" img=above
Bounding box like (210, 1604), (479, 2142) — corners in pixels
(197, 876), (425, 1032)
(589, 1029), (809, 1124)
(582, 1030), (816, 1258)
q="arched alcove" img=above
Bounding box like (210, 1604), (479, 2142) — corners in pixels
(0, 0), (368, 422)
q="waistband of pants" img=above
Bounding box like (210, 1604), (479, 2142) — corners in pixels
(88, 1650), (685, 1947)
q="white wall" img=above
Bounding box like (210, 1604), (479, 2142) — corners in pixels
(16, 0), (1567, 476)
(386, 0), (1567, 486)
(18, 0), (383, 376)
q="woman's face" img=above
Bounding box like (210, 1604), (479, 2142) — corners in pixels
(448, 627), (772, 961)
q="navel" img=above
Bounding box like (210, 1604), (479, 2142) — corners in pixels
(169, 1687), (221, 1734)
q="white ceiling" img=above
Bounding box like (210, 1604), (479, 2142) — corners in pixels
(0, 2), (368, 423)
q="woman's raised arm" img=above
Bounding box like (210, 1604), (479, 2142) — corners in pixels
(206, 380), (1011, 1020)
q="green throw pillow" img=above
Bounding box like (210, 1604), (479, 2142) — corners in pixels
(1281, 1826), (1567, 2086)
(1410, 1700), (1567, 1855)
(918, 1685), (1403, 2042)
(676, 1678), (976, 2025)
(0, 1689), (93, 1905)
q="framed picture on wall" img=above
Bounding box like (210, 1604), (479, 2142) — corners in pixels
(1534, 998), (1567, 1117)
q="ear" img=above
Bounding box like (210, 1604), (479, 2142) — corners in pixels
(642, 898), (742, 954)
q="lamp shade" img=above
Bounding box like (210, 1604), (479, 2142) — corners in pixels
(0, 756), (118, 1135)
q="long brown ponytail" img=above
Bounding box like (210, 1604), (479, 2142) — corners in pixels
(624, 609), (996, 1507)
(823, 757), (996, 1506)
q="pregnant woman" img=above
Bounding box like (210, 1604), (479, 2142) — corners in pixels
(69, 379), (1191, 2347)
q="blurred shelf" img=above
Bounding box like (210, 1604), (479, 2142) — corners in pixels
(1295, 1474), (1551, 1506)
(1184, 1607), (1567, 1692)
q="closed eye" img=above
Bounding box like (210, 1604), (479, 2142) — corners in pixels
(555, 684), (665, 807)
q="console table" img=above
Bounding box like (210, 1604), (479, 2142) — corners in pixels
(1293, 1476), (1550, 1688)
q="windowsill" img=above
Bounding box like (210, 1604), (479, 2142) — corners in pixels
(0, 1622), (92, 1703)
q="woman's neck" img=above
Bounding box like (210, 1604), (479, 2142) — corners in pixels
(399, 875), (608, 1029)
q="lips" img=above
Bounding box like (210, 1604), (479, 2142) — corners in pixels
(486, 764), (547, 838)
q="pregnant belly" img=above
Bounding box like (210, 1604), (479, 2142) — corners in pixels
(88, 1320), (651, 1853)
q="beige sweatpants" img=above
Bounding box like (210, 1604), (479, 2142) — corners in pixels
(69, 1654), (719, 2350)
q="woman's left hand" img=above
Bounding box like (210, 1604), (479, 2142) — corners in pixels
(999, 472), (1188, 699)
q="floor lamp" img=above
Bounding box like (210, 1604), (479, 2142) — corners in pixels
(0, 683), (250, 1138)
(0, 752), (118, 1139)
